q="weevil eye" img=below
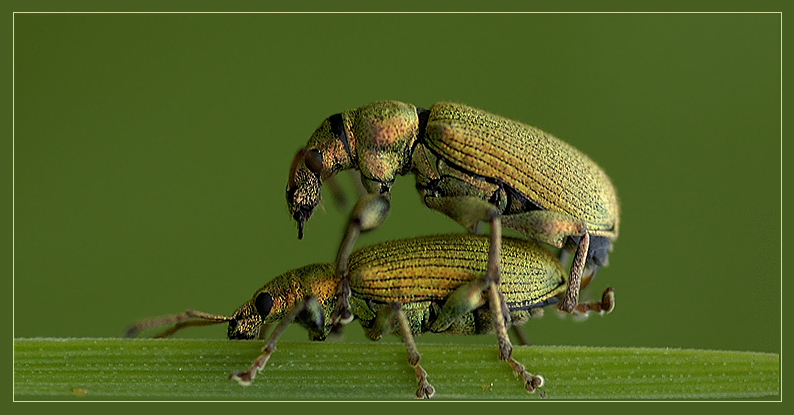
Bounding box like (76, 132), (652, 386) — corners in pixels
(304, 149), (324, 175)
(255, 292), (273, 318)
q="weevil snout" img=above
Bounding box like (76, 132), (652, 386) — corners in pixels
(292, 205), (312, 240)
(227, 301), (262, 340)
(286, 183), (320, 239)
(286, 149), (323, 239)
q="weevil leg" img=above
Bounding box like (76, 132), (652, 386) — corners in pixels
(230, 296), (322, 386)
(486, 284), (545, 397)
(422, 196), (511, 326)
(391, 303), (435, 399)
(574, 287), (615, 315)
(559, 232), (589, 313)
(422, 195), (497, 233)
(509, 306), (548, 345)
(510, 325), (532, 346)
(483, 210), (512, 327)
(428, 277), (488, 332)
(331, 194), (391, 326)
(365, 303), (395, 340)
(348, 169), (368, 198)
(558, 247), (572, 267)
(320, 169), (366, 212)
(428, 211), (509, 333)
(501, 210), (587, 248)
(426, 251), (543, 396)
(364, 303), (434, 398)
(323, 175), (348, 211)
(510, 308), (547, 345)
(500, 210), (590, 314)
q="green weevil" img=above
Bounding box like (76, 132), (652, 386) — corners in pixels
(127, 233), (615, 399)
(286, 101), (619, 324)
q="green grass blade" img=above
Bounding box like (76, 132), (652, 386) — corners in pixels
(14, 338), (779, 400)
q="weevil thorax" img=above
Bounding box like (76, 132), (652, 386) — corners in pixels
(350, 101), (420, 193)
(228, 263), (338, 340)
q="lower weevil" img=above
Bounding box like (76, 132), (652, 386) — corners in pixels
(127, 234), (614, 399)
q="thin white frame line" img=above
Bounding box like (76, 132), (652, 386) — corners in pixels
(10, 10), (783, 402)
(7, 11), (787, 14)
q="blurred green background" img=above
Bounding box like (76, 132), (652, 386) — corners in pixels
(14, 13), (780, 354)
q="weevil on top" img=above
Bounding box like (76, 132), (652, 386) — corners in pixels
(127, 231), (615, 399)
(286, 101), (619, 324)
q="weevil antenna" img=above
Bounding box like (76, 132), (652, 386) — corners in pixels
(125, 310), (233, 338)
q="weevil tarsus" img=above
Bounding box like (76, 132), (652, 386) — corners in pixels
(573, 287), (615, 315)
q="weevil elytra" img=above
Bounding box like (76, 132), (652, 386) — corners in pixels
(286, 101), (619, 324)
(127, 234), (615, 399)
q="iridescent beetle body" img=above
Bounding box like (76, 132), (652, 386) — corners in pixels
(127, 234), (614, 399)
(348, 234), (570, 336)
(287, 101), (619, 318)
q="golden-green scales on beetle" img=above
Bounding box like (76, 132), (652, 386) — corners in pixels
(129, 101), (619, 399)
(286, 101), (619, 326)
(128, 234), (614, 399)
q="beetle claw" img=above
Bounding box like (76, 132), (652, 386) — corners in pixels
(416, 382), (435, 399)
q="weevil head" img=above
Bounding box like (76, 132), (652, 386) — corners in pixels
(287, 111), (358, 240)
(227, 300), (264, 340)
(286, 147), (323, 240)
(227, 263), (337, 340)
